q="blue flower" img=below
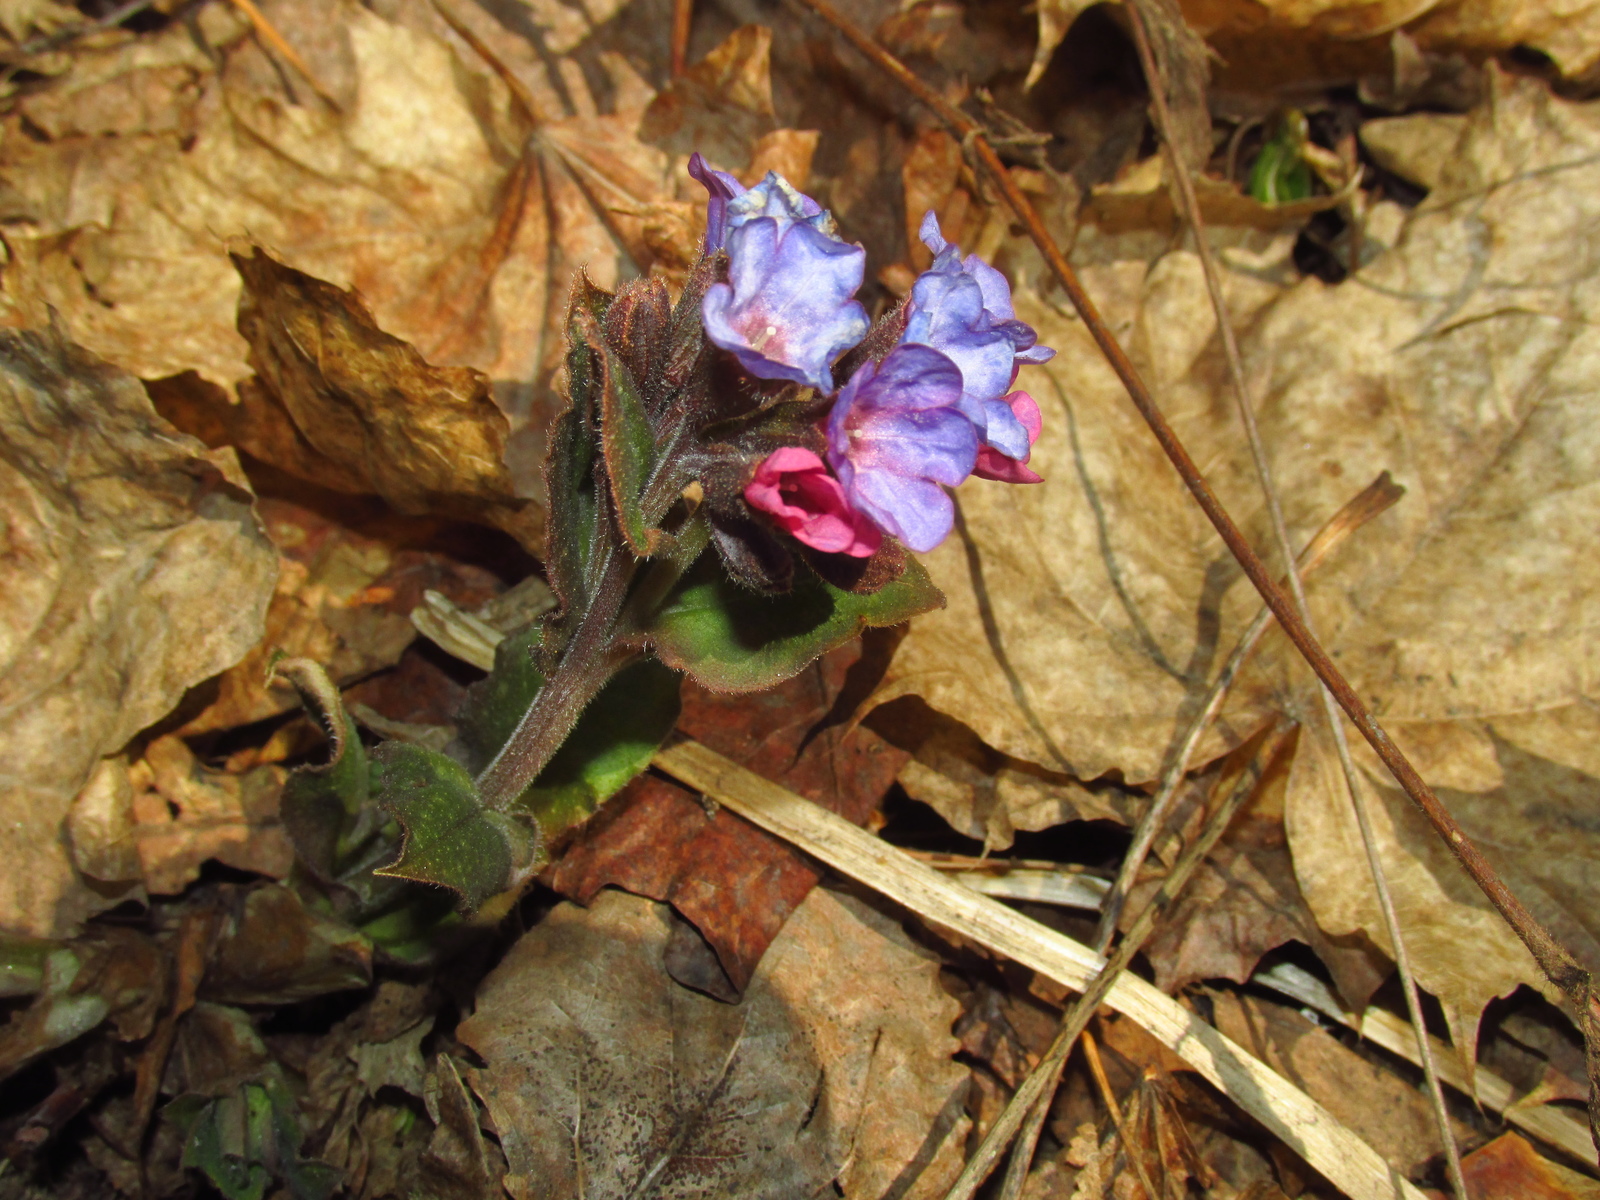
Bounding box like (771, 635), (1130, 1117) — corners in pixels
(700, 170), (868, 392)
(826, 344), (978, 552)
(688, 152), (746, 253)
(901, 212), (1055, 458)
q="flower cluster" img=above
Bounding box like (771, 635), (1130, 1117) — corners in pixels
(690, 153), (1051, 557)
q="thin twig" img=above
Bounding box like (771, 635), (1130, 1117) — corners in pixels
(996, 1052), (1063, 1200)
(787, 0), (1600, 1148)
(1121, 6), (1467, 1195)
(225, 0), (342, 112)
(938, 725), (1294, 1200)
(1094, 472), (1403, 950)
(670, 0), (693, 77)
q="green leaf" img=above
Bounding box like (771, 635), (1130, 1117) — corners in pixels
(1248, 111), (1314, 205)
(597, 338), (662, 555)
(273, 659), (369, 880)
(178, 1077), (338, 1200)
(371, 743), (529, 910)
(457, 623), (548, 776)
(521, 657), (681, 842)
(645, 550), (943, 692)
(545, 279), (614, 618)
(459, 625), (682, 843)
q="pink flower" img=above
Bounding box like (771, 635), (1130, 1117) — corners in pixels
(744, 447), (882, 558)
(972, 391), (1043, 483)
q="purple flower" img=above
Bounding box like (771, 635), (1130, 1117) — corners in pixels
(902, 212), (1055, 458)
(826, 344), (978, 552)
(700, 170), (869, 392)
(688, 152), (746, 253)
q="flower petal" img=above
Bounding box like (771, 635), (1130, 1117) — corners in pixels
(744, 446), (881, 556)
(702, 217), (868, 391)
(848, 469), (956, 553)
(689, 152), (746, 253)
(852, 406), (978, 486)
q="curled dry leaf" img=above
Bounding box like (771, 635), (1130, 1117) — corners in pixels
(0, 324), (277, 937)
(875, 71), (1600, 1028)
(222, 247), (541, 550)
(125, 738), (293, 896)
(458, 887), (969, 1200)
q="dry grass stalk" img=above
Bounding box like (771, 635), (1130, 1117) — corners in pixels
(652, 737), (1427, 1200)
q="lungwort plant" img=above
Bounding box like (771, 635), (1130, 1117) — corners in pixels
(277, 155), (1054, 940)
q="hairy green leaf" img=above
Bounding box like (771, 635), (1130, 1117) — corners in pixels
(646, 552), (943, 692)
(273, 659), (368, 880)
(371, 743), (528, 910)
(522, 657), (681, 842)
(598, 342), (659, 554)
(459, 626), (682, 843)
(545, 276), (614, 620)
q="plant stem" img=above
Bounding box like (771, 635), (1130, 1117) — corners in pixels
(475, 546), (636, 812)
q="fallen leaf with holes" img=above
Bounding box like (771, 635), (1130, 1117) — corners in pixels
(458, 887), (969, 1200)
(0, 324), (278, 937)
(874, 71), (1600, 1030)
(545, 638), (906, 999)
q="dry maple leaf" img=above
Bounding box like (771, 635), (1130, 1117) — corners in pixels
(0, 322), (278, 937)
(458, 887), (970, 1200)
(874, 70), (1600, 1035)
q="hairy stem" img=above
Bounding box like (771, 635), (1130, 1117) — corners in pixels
(476, 545), (636, 812)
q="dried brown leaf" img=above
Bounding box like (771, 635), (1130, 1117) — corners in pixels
(1458, 1131), (1600, 1200)
(1180, 0), (1600, 78)
(545, 638), (906, 997)
(874, 72), (1600, 1025)
(0, 0), (682, 473)
(458, 887), (969, 1200)
(0, 323), (278, 936)
(126, 737), (293, 896)
(229, 248), (541, 549)
(641, 25), (777, 171)
(1208, 990), (1474, 1177)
